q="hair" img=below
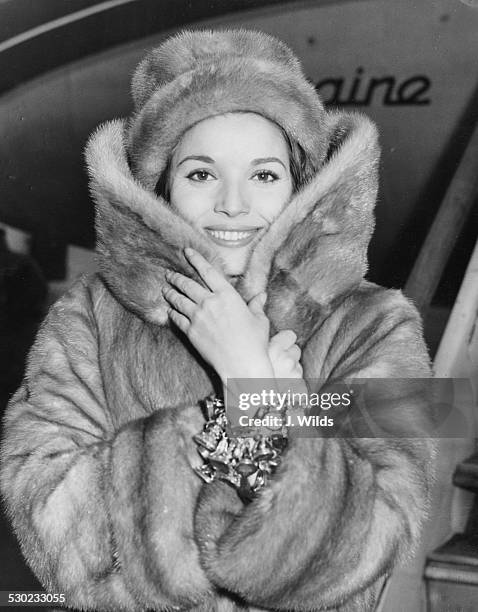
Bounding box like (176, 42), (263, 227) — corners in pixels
(154, 114), (317, 201)
(280, 126), (316, 193)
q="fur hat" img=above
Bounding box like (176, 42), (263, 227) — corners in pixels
(126, 29), (329, 191)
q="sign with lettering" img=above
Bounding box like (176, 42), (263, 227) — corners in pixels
(235, 0), (478, 281)
(315, 69), (432, 106)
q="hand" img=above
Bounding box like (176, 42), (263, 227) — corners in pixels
(268, 330), (303, 379)
(163, 248), (275, 381)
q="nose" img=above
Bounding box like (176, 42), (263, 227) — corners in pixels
(214, 182), (249, 217)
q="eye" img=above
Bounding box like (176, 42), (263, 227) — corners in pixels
(187, 170), (215, 182)
(252, 169), (280, 183)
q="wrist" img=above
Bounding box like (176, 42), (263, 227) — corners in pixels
(218, 355), (275, 382)
(193, 391), (289, 501)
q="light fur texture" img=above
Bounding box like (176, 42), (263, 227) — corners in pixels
(126, 29), (328, 190)
(0, 31), (436, 612)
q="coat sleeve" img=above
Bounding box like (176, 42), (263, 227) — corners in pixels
(0, 279), (212, 612)
(194, 288), (437, 611)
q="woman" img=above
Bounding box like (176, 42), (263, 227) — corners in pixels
(0, 29), (435, 611)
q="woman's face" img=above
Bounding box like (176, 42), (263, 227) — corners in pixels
(168, 113), (293, 276)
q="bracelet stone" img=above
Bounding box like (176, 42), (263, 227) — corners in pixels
(193, 393), (288, 502)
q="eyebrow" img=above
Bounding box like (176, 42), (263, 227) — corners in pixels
(177, 155), (215, 166)
(251, 157), (287, 170)
(177, 155), (288, 170)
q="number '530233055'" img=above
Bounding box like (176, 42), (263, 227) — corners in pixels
(5, 592), (66, 604)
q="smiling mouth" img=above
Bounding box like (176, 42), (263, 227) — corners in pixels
(204, 228), (262, 247)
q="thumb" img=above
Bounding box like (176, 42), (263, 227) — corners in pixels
(248, 291), (267, 315)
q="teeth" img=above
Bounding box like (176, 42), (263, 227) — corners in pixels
(207, 230), (255, 241)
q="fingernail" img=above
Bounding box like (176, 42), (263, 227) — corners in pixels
(184, 247), (194, 256)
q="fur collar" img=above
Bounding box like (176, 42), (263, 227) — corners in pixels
(85, 111), (379, 344)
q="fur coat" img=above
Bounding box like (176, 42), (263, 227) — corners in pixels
(0, 110), (436, 612)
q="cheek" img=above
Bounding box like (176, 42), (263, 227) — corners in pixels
(169, 181), (214, 225)
(247, 183), (292, 221)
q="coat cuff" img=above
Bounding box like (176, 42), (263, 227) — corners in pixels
(107, 405), (213, 609)
(194, 436), (406, 610)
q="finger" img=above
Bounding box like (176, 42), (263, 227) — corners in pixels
(288, 359), (303, 376)
(268, 331), (286, 351)
(165, 270), (210, 304)
(270, 329), (297, 349)
(268, 336), (282, 356)
(162, 286), (196, 318)
(184, 247), (230, 292)
(167, 308), (190, 334)
(287, 344), (302, 360)
(248, 292), (267, 316)
(282, 329), (297, 345)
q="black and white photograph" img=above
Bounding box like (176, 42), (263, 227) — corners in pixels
(1, 1), (478, 611)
